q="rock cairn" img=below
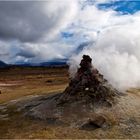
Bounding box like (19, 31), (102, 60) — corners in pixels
(59, 55), (120, 106)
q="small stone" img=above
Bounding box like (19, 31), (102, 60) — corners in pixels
(80, 116), (106, 130)
(85, 88), (89, 91)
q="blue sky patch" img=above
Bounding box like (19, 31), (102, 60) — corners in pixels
(97, 1), (140, 14)
(61, 32), (74, 38)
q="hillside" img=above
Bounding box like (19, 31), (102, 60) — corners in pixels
(0, 60), (7, 68)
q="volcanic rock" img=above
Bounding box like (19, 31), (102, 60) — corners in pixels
(58, 55), (120, 106)
(80, 115), (106, 130)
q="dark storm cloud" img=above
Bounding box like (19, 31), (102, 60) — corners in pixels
(0, 0), (78, 63)
(0, 1), (71, 42)
(0, 1), (39, 42)
(16, 51), (37, 58)
(0, 53), (9, 57)
(16, 43), (39, 58)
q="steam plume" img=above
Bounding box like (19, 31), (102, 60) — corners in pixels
(68, 12), (140, 91)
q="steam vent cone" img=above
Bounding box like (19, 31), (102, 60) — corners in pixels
(59, 55), (120, 104)
(26, 55), (121, 129)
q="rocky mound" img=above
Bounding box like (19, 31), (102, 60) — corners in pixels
(25, 55), (121, 129)
(59, 55), (120, 106)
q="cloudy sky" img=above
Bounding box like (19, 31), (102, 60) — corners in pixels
(0, 0), (140, 90)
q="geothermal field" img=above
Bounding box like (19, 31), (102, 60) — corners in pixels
(0, 0), (140, 139)
(0, 57), (140, 139)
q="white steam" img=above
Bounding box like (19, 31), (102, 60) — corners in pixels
(68, 6), (140, 91)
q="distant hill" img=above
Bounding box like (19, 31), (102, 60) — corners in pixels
(40, 59), (67, 67)
(0, 60), (8, 68)
(14, 59), (68, 67)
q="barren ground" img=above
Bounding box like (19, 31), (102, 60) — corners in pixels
(0, 66), (140, 139)
(0, 66), (68, 104)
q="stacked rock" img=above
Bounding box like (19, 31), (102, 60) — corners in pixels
(59, 55), (120, 105)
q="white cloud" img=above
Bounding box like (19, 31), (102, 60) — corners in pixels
(0, 1), (78, 42)
(0, 0), (79, 63)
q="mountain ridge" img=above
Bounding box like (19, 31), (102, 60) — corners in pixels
(0, 60), (7, 68)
